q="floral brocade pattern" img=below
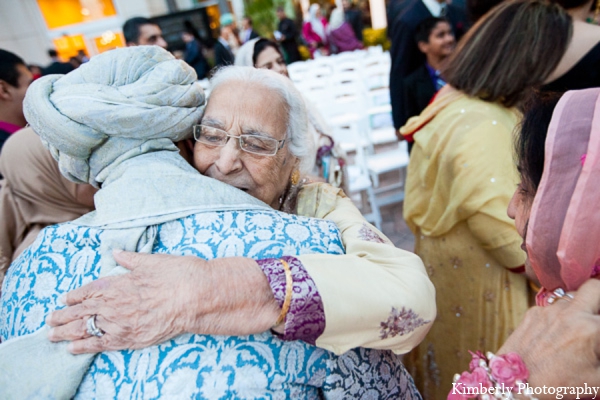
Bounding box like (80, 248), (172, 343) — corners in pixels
(1, 210), (421, 399)
(358, 223), (386, 244)
(257, 257), (325, 345)
(380, 307), (431, 340)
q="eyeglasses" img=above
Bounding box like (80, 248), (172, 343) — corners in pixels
(193, 124), (287, 156)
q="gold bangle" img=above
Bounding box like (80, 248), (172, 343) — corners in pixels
(273, 259), (293, 327)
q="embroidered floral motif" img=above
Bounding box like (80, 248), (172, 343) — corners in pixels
(379, 306), (430, 339)
(450, 256), (463, 268)
(358, 223), (386, 243)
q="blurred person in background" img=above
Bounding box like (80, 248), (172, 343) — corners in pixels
(239, 16), (259, 44)
(0, 127), (96, 287)
(0, 49), (32, 154)
(28, 65), (42, 80)
(389, 0), (468, 135)
(276, 7), (302, 64)
(220, 13), (242, 55)
(342, 0), (364, 42)
(182, 23), (209, 80)
(214, 26), (235, 69)
(42, 49), (74, 76)
(328, 3), (363, 53)
(542, 0), (600, 91)
(400, 1), (571, 397)
(402, 17), (455, 152)
(303, 4), (330, 58)
(122, 16), (168, 49)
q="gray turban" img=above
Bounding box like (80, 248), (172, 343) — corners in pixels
(23, 46), (205, 188)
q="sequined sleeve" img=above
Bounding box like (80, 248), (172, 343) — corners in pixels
(256, 256), (325, 345)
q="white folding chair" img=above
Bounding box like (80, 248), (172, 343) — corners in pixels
(367, 88), (391, 107)
(296, 77), (332, 105)
(288, 61), (311, 75)
(305, 65), (333, 80)
(365, 140), (410, 207)
(367, 45), (384, 56)
(333, 60), (362, 74)
(367, 105), (397, 146)
(362, 63), (390, 91)
(332, 123), (382, 229)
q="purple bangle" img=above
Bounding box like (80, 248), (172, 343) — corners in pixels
(256, 256), (326, 345)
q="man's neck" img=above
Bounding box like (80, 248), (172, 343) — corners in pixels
(0, 109), (26, 128)
(568, 1), (594, 21)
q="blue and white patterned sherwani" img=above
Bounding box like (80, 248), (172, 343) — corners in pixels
(1, 210), (421, 399)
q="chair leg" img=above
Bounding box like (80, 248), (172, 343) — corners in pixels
(366, 186), (382, 230)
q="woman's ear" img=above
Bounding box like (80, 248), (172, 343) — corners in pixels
(175, 139), (195, 165)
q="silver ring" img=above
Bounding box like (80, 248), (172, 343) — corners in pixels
(547, 288), (574, 304)
(86, 315), (104, 337)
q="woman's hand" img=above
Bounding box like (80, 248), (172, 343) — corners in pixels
(498, 279), (600, 396)
(46, 250), (280, 354)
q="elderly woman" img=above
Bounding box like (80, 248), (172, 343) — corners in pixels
(400, 1), (571, 397)
(235, 38), (346, 188)
(450, 88), (600, 398)
(0, 47), (433, 398)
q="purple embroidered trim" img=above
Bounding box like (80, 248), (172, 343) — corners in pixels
(358, 223), (386, 243)
(256, 256), (325, 345)
(379, 307), (430, 339)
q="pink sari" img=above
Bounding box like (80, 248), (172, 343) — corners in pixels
(527, 88), (600, 302)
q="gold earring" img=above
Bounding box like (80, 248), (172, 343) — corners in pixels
(290, 169), (300, 186)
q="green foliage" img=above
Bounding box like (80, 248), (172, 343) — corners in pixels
(244, 0), (292, 38)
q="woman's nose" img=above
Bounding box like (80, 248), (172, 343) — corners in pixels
(214, 138), (243, 174)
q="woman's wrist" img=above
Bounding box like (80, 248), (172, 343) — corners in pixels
(183, 257), (280, 335)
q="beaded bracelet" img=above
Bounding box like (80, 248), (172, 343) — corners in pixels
(273, 259), (293, 327)
(449, 351), (538, 400)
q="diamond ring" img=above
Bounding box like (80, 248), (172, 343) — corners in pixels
(86, 315), (104, 337)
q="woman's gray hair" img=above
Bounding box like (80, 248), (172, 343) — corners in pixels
(209, 66), (316, 174)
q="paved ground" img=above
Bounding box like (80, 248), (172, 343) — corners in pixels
(379, 202), (415, 252)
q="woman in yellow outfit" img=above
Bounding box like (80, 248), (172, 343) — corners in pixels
(400, 1), (572, 398)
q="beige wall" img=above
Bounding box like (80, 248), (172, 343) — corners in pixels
(0, 0), (176, 65)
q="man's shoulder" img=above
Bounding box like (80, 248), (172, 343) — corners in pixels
(404, 64), (429, 82)
(398, 0), (430, 20)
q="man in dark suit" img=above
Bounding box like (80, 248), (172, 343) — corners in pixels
(402, 17), (455, 152)
(389, 0), (467, 135)
(342, 0), (364, 42)
(214, 26), (235, 69)
(42, 49), (74, 76)
(276, 7), (302, 64)
(240, 17), (259, 44)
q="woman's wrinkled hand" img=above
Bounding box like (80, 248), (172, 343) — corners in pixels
(46, 250), (280, 354)
(498, 279), (600, 397)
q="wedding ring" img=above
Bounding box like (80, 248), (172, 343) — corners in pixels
(86, 315), (104, 337)
(547, 288), (574, 304)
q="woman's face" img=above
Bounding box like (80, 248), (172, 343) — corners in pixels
(193, 81), (297, 209)
(315, 8), (322, 18)
(255, 47), (288, 77)
(507, 180), (537, 281)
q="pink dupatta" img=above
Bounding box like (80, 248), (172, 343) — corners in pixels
(527, 88), (600, 299)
